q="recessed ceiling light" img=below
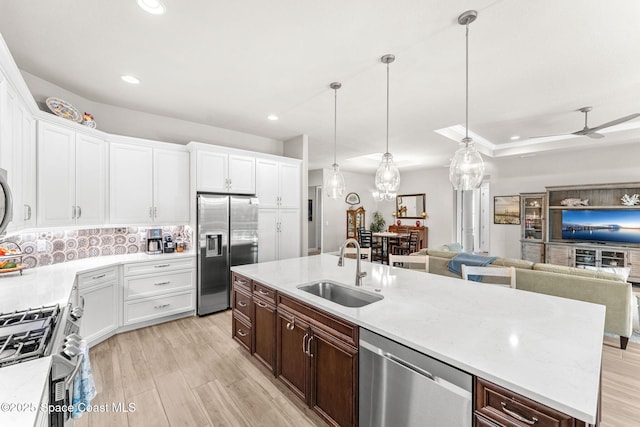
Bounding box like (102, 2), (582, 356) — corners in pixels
(510, 135), (521, 141)
(137, 0), (166, 15)
(121, 75), (140, 84)
(267, 114), (279, 121)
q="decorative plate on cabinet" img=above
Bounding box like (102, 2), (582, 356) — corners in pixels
(345, 192), (360, 205)
(45, 97), (82, 123)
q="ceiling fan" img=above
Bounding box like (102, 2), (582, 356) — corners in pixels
(531, 106), (640, 139)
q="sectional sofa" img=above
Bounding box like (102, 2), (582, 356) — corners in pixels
(418, 249), (634, 349)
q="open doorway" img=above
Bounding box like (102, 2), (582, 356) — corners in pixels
(308, 186), (323, 255)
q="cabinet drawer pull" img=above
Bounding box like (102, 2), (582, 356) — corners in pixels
(154, 264), (170, 268)
(302, 333), (308, 353)
(500, 402), (539, 425)
(307, 336), (314, 357)
(256, 301), (267, 308)
(234, 279), (247, 286)
(258, 289), (269, 295)
(154, 303), (171, 309)
(154, 281), (171, 286)
(237, 329), (247, 337)
(238, 301), (248, 307)
(286, 318), (295, 330)
(91, 273), (106, 280)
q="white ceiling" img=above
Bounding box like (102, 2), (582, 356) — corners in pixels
(1, 0), (639, 172)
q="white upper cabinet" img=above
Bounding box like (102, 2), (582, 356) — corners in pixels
(109, 142), (154, 224)
(18, 104), (36, 228)
(1, 85), (36, 231)
(75, 133), (108, 225)
(255, 159), (279, 207)
(256, 157), (301, 209)
(228, 154), (255, 194)
(37, 121), (107, 227)
(192, 143), (255, 194)
(278, 161), (301, 209)
(153, 148), (190, 224)
(196, 150), (227, 193)
(110, 140), (189, 225)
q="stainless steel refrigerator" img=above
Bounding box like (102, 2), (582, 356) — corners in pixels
(197, 193), (259, 315)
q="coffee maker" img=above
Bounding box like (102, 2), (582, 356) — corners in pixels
(146, 228), (163, 254)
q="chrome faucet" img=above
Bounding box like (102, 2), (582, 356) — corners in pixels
(338, 238), (367, 287)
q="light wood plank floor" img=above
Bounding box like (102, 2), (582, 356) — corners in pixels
(76, 311), (640, 426)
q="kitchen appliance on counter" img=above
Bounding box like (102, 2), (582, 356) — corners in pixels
(197, 194), (259, 315)
(359, 329), (472, 427)
(0, 298), (85, 426)
(163, 235), (175, 253)
(146, 228), (163, 254)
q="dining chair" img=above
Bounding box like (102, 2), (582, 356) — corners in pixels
(359, 230), (383, 262)
(388, 254), (429, 271)
(392, 230), (420, 255)
(461, 265), (516, 288)
(343, 246), (371, 262)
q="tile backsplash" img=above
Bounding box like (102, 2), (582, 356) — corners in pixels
(1, 226), (192, 269)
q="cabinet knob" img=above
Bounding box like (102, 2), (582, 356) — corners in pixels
(286, 318), (295, 330)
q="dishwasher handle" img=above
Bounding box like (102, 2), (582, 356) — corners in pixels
(383, 351), (435, 381)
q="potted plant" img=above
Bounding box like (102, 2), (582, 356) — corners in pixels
(370, 211), (386, 232)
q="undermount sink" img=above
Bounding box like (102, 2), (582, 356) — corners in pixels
(297, 280), (383, 308)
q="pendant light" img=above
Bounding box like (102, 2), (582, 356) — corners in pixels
(374, 54), (400, 200)
(324, 82), (346, 198)
(449, 10), (485, 191)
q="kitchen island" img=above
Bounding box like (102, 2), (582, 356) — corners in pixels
(231, 254), (605, 425)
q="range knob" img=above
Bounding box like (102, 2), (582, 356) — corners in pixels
(64, 333), (82, 346)
(70, 306), (83, 320)
(62, 343), (81, 359)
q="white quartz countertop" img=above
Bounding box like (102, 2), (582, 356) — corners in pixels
(0, 251), (195, 313)
(0, 251), (195, 426)
(232, 254), (605, 424)
(0, 357), (51, 426)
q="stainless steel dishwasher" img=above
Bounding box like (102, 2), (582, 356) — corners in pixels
(359, 329), (473, 427)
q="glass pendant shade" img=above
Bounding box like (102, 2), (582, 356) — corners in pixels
(449, 139), (484, 191)
(324, 163), (346, 198)
(375, 152), (400, 198)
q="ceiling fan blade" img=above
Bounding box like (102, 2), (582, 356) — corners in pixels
(526, 133), (570, 139)
(587, 132), (605, 139)
(588, 113), (640, 132)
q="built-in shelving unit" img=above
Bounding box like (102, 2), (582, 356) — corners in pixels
(520, 193), (546, 263)
(545, 182), (640, 282)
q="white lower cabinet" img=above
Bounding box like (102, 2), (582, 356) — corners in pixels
(78, 266), (119, 347)
(122, 257), (195, 326)
(258, 208), (301, 262)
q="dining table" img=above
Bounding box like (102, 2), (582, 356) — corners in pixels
(372, 231), (409, 264)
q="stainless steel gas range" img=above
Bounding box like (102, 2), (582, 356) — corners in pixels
(0, 299), (85, 426)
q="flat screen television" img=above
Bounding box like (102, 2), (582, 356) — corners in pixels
(561, 209), (640, 244)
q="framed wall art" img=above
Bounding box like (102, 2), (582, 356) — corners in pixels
(494, 195), (521, 225)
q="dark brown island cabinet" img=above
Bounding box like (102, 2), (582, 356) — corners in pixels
(231, 273), (358, 427)
(232, 272), (595, 427)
